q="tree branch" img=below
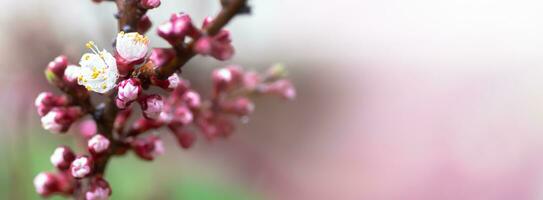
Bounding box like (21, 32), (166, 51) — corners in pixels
(150, 0), (248, 79)
(72, 1), (247, 199)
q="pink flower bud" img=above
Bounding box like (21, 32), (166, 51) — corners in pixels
(167, 73), (180, 89)
(140, 95), (164, 120)
(202, 16), (213, 29)
(194, 37), (212, 54)
(116, 78), (142, 109)
(41, 107), (82, 133)
(172, 106), (193, 125)
(140, 0), (160, 9)
(46, 55), (68, 78)
(157, 13), (196, 45)
(169, 125), (196, 149)
(131, 136), (164, 161)
(78, 119), (97, 139)
(183, 90), (201, 109)
(128, 118), (162, 136)
(242, 71), (262, 91)
(212, 67), (241, 94)
(86, 177), (111, 200)
(219, 97), (255, 116)
(33, 172), (59, 197)
(194, 18), (234, 60)
(88, 134), (110, 155)
(149, 48), (176, 68)
(50, 146), (76, 170)
(262, 79), (296, 100)
(138, 15), (152, 34)
(35, 92), (68, 116)
(70, 156), (93, 178)
(196, 113), (235, 140)
(194, 35), (234, 61)
(213, 68), (233, 86)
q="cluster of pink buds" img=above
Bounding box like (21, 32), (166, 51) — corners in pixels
(33, 139), (112, 198)
(122, 64), (295, 150)
(36, 90), (82, 133)
(34, 0), (292, 198)
(158, 13), (234, 60)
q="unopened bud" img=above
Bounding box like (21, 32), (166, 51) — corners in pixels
(41, 107), (82, 133)
(157, 13), (196, 45)
(50, 146), (76, 170)
(35, 92), (68, 116)
(33, 172), (59, 197)
(86, 177), (111, 200)
(194, 18), (234, 60)
(70, 156), (93, 178)
(212, 66), (242, 94)
(196, 113), (235, 140)
(131, 136), (164, 161)
(167, 73), (180, 89)
(46, 55), (68, 78)
(78, 119), (97, 139)
(140, 95), (164, 120)
(169, 125), (196, 149)
(128, 118), (163, 136)
(172, 106), (193, 125)
(88, 134), (110, 155)
(242, 71), (262, 91)
(219, 97), (255, 116)
(262, 79), (296, 100)
(140, 0), (161, 9)
(116, 78), (142, 109)
(182, 90), (201, 109)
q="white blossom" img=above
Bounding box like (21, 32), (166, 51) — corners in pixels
(76, 41), (119, 94)
(116, 32), (149, 62)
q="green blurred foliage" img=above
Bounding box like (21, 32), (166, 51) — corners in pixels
(0, 129), (263, 200)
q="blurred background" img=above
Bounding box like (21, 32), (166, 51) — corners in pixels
(2, 0), (543, 199)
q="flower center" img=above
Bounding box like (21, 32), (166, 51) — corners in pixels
(119, 31), (149, 45)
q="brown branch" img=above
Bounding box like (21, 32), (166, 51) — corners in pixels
(144, 0), (248, 79)
(115, 0), (147, 32)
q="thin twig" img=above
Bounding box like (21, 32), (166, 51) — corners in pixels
(144, 0), (248, 79)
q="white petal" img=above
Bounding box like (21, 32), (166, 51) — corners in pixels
(77, 50), (118, 94)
